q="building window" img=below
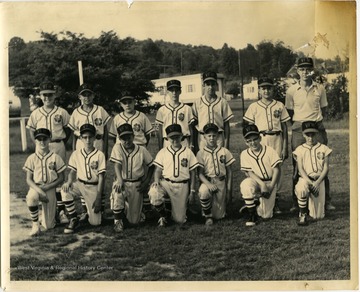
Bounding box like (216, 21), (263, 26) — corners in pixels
(187, 84), (195, 93)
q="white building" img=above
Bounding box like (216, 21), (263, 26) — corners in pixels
(243, 79), (258, 100)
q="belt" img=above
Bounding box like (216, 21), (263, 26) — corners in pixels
(95, 134), (103, 140)
(78, 178), (98, 185)
(206, 176), (226, 181)
(123, 178), (142, 183)
(164, 178), (189, 184)
(261, 178), (272, 182)
(260, 131), (281, 136)
(51, 139), (63, 143)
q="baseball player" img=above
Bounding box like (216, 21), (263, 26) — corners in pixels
(61, 124), (106, 234)
(285, 57), (334, 212)
(240, 124), (281, 227)
(192, 72), (233, 151)
(23, 128), (66, 236)
(293, 121), (332, 226)
(196, 123), (235, 225)
(243, 77), (290, 214)
(148, 124), (199, 226)
(156, 79), (195, 149)
(68, 83), (111, 219)
(26, 81), (71, 225)
(109, 123), (155, 232)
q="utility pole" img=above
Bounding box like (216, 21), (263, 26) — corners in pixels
(238, 50), (245, 118)
(180, 51), (183, 75)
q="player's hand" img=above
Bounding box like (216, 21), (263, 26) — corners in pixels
(38, 191), (49, 203)
(309, 183), (320, 197)
(137, 181), (149, 193)
(260, 183), (269, 193)
(62, 182), (72, 193)
(206, 183), (218, 193)
(113, 180), (124, 193)
(92, 198), (102, 213)
(151, 181), (160, 188)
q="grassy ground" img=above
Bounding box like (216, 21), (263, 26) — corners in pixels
(8, 125), (351, 281)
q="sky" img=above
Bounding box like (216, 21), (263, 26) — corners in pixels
(1, 1), (356, 60)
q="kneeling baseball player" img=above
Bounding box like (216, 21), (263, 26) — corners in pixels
(61, 124), (106, 233)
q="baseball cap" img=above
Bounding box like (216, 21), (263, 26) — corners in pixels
(34, 128), (51, 139)
(78, 83), (94, 95)
(39, 82), (56, 94)
(258, 77), (274, 87)
(80, 124), (96, 136)
(167, 80), (181, 90)
(302, 121), (319, 134)
(117, 123), (134, 137)
(203, 72), (217, 83)
(297, 57), (314, 68)
(203, 123), (219, 134)
(243, 124), (260, 138)
(165, 124), (182, 138)
(119, 95), (135, 103)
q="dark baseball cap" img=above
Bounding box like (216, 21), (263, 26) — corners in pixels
(203, 72), (217, 83)
(119, 95), (135, 103)
(78, 83), (94, 95)
(302, 121), (319, 134)
(203, 123), (219, 134)
(167, 79), (181, 90)
(117, 123), (134, 137)
(165, 124), (182, 138)
(243, 124), (260, 138)
(258, 77), (274, 87)
(80, 124), (96, 136)
(34, 128), (51, 139)
(39, 82), (56, 94)
(297, 57), (314, 68)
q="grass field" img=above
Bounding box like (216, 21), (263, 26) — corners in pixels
(7, 117), (351, 282)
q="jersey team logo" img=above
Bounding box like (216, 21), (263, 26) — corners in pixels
(273, 109), (282, 118)
(316, 152), (325, 160)
(178, 113), (185, 122)
(220, 155), (225, 164)
(90, 161), (99, 170)
(181, 158), (188, 167)
(94, 118), (103, 126)
(48, 162), (56, 170)
(54, 115), (63, 123)
(133, 124), (141, 132)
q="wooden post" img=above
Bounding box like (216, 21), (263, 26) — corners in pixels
(20, 117), (27, 152)
(78, 60), (83, 85)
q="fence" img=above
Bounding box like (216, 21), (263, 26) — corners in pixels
(9, 116), (29, 152)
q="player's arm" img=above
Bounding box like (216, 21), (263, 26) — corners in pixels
(223, 120), (230, 150)
(296, 156), (313, 185)
(281, 121), (289, 160)
(188, 123), (194, 150)
(25, 171), (48, 202)
(225, 164), (233, 205)
(153, 166), (162, 185)
(157, 124), (163, 150)
(268, 165), (280, 193)
(198, 167), (217, 192)
(313, 156), (330, 192)
(189, 169), (197, 204)
(72, 131), (78, 151)
(246, 171), (269, 193)
(41, 172), (65, 192)
(113, 162), (124, 193)
(321, 106), (327, 120)
(93, 172), (104, 213)
(139, 164), (155, 193)
(103, 125), (109, 160)
(145, 134), (151, 147)
(62, 169), (76, 192)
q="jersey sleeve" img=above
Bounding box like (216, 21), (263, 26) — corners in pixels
(142, 147), (154, 167)
(192, 101), (199, 121)
(153, 149), (165, 169)
(62, 108), (71, 127)
(196, 150), (205, 168)
(292, 145), (303, 161)
(143, 114), (154, 135)
(108, 116), (118, 138)
(97, 151), (107, 174)
(23, 155), (34, 173)
(268, 146), (282, 168)
(222, 99), (234, 122)
(224, 148), (236, 166)
(155, 106), (164, 125)
(324, 145), (332, 157)
(240, 150), (252, 172)
(188, 150), (200, 171)
(280, 103), (291, 122)
(55, 154), (67, 173)
(68, 152), (77, 171)
(319, 85), (328, 108)
(68, 111), (78, 132)
(101, 107), (111, 126)
(186, 105), (195, 125)
(26, 111), (37, 130)
(109, 144), (123, 164)
(243, 104), (255, 123)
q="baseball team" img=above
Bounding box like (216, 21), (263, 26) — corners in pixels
(22, 57), (333, 236)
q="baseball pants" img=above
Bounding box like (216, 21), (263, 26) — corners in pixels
(240, 178), (277, 219)
(26, 187), (57, 230)
(61, 181), (101, 226)
(198, 178), (226, 219)
(295, 178), (325, 219)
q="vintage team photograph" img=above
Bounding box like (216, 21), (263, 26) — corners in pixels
(1, 1), (357, 291)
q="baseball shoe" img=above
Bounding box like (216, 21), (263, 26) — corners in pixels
(139, 212), (146, 223)
(289, 204), (299, 213)
(59, 210), (69, 224)
(158, 217), (167, 227)
(298, 213), (308, 226)
(64, 217), (79, 234)
(29, 223), (41, 236)
(114, 220), (124, 233)
(205, 217), (213, 226)
(245, 214), (257, 227)
(325, 203), (336, 211)
(273, 201), (283, 215)
(78, 212), (88, 222)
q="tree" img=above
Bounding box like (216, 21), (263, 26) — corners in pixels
(326, 74), (349, 119)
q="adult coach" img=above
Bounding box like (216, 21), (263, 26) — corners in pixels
(285, 57), (335, 212)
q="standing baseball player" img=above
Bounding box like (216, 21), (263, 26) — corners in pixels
(23, 128), (66, 236)
(156, 79), (195, 150)
(285, 57), (334, 212)
(239, 124), (281, 227)
(148, 124), (199, 226)
(192, 72), (233, 151)
(196, 123), (235, 225)
(26, 81), (71, 225)
(61, 124), (106, 234)
(243, 77), (290, 214)
(293, 121), (332, 226)
(68, 83), (111, 219)
(109, 123), (155, 232)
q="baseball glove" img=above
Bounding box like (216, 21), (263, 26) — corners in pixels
(309, 185), (319, 197)
(261, 192), (271, 199)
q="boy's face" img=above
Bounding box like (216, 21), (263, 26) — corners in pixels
(120, 99), (135, 113)
(79, 91), (94, 106)
(258, 85), (273, 100)
(168, 134), (182, 148)
(303, 132), (318, 146)
(119, 134), (135, 149)
(245, 134), (261, 151)
(297, 66), (313, 81)
(167, 88), (181, 102)
(35, 136), (50, 150)
(81, 132), (96, 147)
(204, 80), (217, 96)
(204, 131), (218, 148)
(40, 93), (55, 107)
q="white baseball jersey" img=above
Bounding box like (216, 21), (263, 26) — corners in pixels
(196, 146), (235, 177)
(154, 146), (199, 181)
(68, 104), (111, 136)
(192, 95), (233, 133)
(23, 151), (66, 184)
(109, 143), (153, 180)
(240, 145), (281, 180)
(156, 103), (194, 137)
(68, 148), (106, 183)
(243, 100), (290, 132)
(27, 106), (70, 140)
(293, 142), (332, 178)
(285, 81), (328, 122)
(109, 111), (154, 146)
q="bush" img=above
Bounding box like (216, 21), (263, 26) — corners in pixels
(325, 74), (349, 120)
